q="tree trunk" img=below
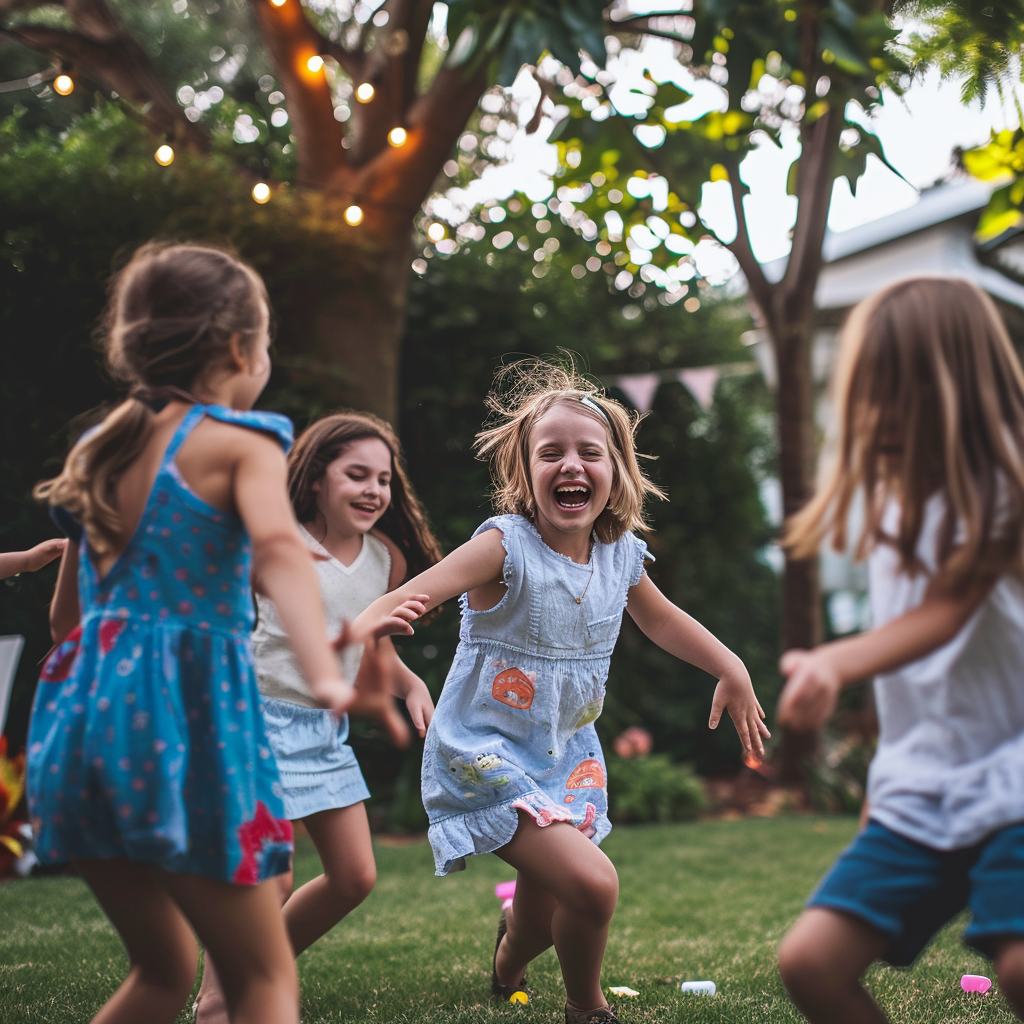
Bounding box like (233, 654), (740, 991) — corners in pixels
(770, 313), (823, 781)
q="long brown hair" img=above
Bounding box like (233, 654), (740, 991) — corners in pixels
(784, 277), (1024, 592)
(288, 411), (442, 579)
(35, 242), (269, 555)
(474, 358), (666, 543)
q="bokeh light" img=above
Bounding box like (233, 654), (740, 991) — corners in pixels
(307, 55), (324, 73)
(355, 82), (375, 103)
(53, 75), (74, 96)
(252, 182), (271, 204)
(344, 205), (364, 226)
(154, 145), (175, 166)
(388, 126), (407, 147)
(426, 222), (446, 242)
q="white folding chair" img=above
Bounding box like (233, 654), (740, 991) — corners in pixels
(0, 635), (26, 737)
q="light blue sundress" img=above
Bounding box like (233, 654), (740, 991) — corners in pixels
(27, 404), (294, 885)
(422, 514), (650, 875)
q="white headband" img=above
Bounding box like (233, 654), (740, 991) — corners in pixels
(578, 395), (610, 423)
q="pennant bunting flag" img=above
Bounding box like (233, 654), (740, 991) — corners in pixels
(677, 367), (720, 411)
(608, 372), (661, 413)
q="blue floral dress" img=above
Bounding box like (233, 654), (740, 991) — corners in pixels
(27, 404), (294, 884)
(422, 515), (650, 875)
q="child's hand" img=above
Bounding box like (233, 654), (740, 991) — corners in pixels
(309, 675), (356, 717)
(349, 638), (411, 748)
(334, 595), (428, 649)
(25, 538), (67, 571)
(402, 675), (435, 739)
(709, 670), (770, 762)
(776, 648), (842, 731)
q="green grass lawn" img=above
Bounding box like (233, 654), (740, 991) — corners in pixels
(0, 817), (1015, 1023)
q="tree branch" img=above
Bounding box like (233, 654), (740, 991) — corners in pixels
(2, 8), (204, 145)
(782, 103), (843, 317)
(723, 152), (773, 312)
(248, 0), (346, 186)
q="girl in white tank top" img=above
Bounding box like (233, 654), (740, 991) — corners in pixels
(195, 412), (441, 1023)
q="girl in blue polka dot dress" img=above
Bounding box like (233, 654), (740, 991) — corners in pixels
(28, 242), (423, 1024)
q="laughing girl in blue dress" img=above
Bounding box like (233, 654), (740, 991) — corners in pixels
(29, 242), (421, 1024)
(353, 359), (770, 1024)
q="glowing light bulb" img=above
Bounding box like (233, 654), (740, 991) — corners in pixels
(307, 55), (324, 73)
(388, 126), (407, 147)
(53, 75), (74, 96)
(427, 222), (446, 242)
(269, 0), (286, 6)
(355, 82), (375, 103)
(252, 182), (271, 204)
(344, 205), (364, 226)
(154, 145), (175, 166)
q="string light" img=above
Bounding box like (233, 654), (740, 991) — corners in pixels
(306, 55), (324, 73)
(344, 205), (364, 225)
(252, 182), (271, 204)
(355, 82), (375, 103)
(52, 74), (74, 96)
(426, 222), (446, 242)
(154, 144), (175, 166)
(387, 126), (407, 147)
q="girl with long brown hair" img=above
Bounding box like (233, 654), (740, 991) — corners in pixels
(28, 242), (422, 1024)
(776, 277), (1024, 1022)
(194, 411), (441, 1023)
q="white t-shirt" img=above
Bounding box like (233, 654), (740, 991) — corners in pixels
(867, 493), (1024, 849)
(252, 527), (392, 708)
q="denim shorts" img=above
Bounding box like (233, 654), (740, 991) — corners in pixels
(260, 696), (370, 821)
(808, 818), (1024, 965)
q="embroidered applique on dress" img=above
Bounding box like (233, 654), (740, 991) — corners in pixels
(421, 514), (650, 875)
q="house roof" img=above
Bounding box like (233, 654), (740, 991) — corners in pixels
(758, 179), (1024, 310)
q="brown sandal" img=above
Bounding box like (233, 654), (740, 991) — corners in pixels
(564, 1003), (621, 1024)
(491, 910), (530, 1003)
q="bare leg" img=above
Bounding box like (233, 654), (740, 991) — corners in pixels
(196, 803), (374, 1023)
(161, 869), (298, 1024)
(77, 858), (198, 1024)
(994, 937), (1024, 1018)
(284, 802), (376, 956)
(495, 811), (618, 1011)
(777, 907), (889, 1024)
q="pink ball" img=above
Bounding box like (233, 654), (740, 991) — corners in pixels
(961, 975), (992, 994)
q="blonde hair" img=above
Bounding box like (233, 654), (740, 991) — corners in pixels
(784, 277), (1024, 592)
(35, 242), (269, 556)
(474, 358), (666, 543)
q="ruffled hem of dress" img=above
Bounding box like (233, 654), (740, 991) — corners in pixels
(426, 791), (611, 876)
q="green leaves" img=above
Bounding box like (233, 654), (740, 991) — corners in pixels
(831, 118), (907, 197)
(962, 129), (1024, 241)
(444, 0), (607, 86)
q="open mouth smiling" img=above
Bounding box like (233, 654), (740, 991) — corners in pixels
(555, 484), (591, 509)
(352, 502), (378, 514)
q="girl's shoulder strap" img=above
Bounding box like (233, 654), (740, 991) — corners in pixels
(200, 405), (295, 453)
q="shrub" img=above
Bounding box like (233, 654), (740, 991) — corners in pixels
(606, 754), (706, 824)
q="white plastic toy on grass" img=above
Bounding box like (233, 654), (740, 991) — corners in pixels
(961, 975), (992, 994)
(680, 981), (717, 995)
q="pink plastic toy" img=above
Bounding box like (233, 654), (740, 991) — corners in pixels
(961, 975), (992, 994)
(495, 881), (516, 910)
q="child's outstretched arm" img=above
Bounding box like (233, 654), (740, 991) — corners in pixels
(351, 527), (508, 636)
(626, 573), (770, 760)
(777, 574), (998, 731)
(353, 638), (434, 739)
(0, 538), (67, 580)
(49, 539), (79, 643)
